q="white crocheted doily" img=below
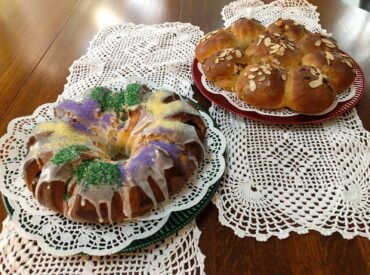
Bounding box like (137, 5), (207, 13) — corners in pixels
(0, 22), (219, 267)
(211, 0), (370, 240)
(0, 218), (205, 275)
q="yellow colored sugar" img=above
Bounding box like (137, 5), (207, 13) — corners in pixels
(35, 121), (90, 148)
(147, 119), (183, 131)
(145, 90), (184, 118)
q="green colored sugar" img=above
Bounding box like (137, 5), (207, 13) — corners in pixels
(89, 84), (142, 120)
(125, 83), (141, 106)
(89, 87), (115, 112)
(113, 90), (126, 119)
(51, 145), (88, 166)
(63, 192), (71, 201)
(76, 160), (92, 182)
(75, 160), (121, 189)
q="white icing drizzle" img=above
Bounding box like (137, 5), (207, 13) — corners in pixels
(67, 180), (118, 224)
(126, 90), (206, 155)
(126, 147), (173, 208)
(124, 109), (154, 155)
(121, 184), (132, 218)
(35, 163), (72, 201)
(79, 185), (116, 223)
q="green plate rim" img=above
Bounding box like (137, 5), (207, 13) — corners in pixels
(1, 95), (226, 253)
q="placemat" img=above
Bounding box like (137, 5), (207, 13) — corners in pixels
(211, 0), (370, 240)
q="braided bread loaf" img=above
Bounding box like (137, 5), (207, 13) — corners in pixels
(195, 18), (356, 114)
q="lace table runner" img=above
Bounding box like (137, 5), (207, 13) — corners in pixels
(211, 0), (370, 240)
(0, 22), (207, 273)
(0, 218), (205, 275)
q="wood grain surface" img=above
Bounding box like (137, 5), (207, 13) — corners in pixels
(0, 0), (369, 274)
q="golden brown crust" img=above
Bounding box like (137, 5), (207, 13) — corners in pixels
(37, 181), (66, 213)
(195, 29), (237, 63)
(195, 18), (356, 114)
(202, 47), (247, 91)
(285, 65), (335, 114)
(301, 51), (356, 93)
(229, 18), (266, 49)
(245, 33), (302, 69)
(298, 33), (339, 55)
(267, 19), (311, 43)
(235, 64), (286, 109)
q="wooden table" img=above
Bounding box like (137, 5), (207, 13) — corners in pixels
(0, 0), (369, 274)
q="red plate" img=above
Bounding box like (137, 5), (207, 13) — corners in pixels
(192, 56), (366, 124)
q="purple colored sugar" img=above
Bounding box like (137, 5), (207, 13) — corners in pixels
(101, 113), (114, 127)
(127, 145), (157, 175)
(126, 141), (181, 176)
(70, 121), (91, 133)
(150, 140), (179, 158)
(56, 99), (100, 122)
(118, 164), (127, 181)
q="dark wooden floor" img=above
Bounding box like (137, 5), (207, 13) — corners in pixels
(0, 1), (369, 274)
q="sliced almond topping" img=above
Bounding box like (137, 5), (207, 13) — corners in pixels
(249, 80), (257, 91)
(219, 51), (227, 58)
(243, 72), (248, 77)
(309, 79), (323, 88)
(272, 58), (280, 65)
(258, 76), (266, 82)
(325, 51), (334, 60)
(215, 57), (219, 64)
(344, 59), (353, 68)
(269, 49), (279, 54)
(226, 55), (234, 61)
(270, 44), (281, 50)
(287, 44), (295, 51)
(276, 49), (285, 56)
(258, 34), (266, 38)
(281, 74), (287, 81)
(235, 50), (242, 58)
(256, 37), (263, 47)
(257, 71), (263, 75)
(273, 33), (281, 37)
(250, 67), (259, 72)
(264, 37), (272, 47)
(314, 40), (322, 46)
(233, 65), (239, 74)
(310, 68), (318, 76)
(248, 74), (256, 79)
(321, 38), (334, 44)
(326, 44), (336, 48)
(262, 68), (271, 75)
